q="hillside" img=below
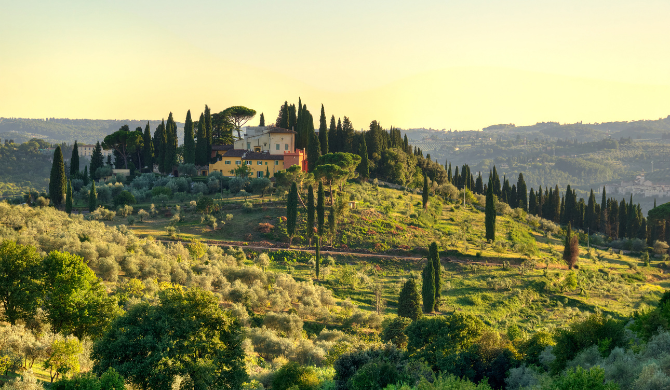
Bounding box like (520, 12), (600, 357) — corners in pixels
(0, 118), (184, 145)
(3, 173), (670, 389)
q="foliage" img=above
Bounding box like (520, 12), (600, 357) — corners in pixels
(92, 286), (247, 390)
(0, 241), (42, 324)
(397, 279), (422, 320)
(42, 250), (121, 338)
(272, 362), (320, 390)
(52, 368), (126, 390)
(551, 314), (626, 373)
(113, 190), (136, 207)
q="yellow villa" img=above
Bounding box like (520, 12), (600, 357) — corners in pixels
(207, 126), (306, 178)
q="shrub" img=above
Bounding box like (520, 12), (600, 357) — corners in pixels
(151, 186), (172, 198)
(113, 191), (136, 207)
(552, 314), (626, 373)
(229, 177), (248, 194)
(271, 362), (320, 390)
(381, 317), (412, 349)
(263, 312), (304, 338)
(177, 163), (197, 177)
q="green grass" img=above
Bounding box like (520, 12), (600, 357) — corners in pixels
(102, 182), (669, 334)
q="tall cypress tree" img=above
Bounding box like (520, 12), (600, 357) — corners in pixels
(142, 122), (154, 171)
(359, 135), (369, 179)
(90, 141), (104, 180)
(70, 141), (79, 176)
(586, 189), (597, 232)
(259, 112), (265, 126)
(65, 180), (73, 214)
(398, 279), (422, 320)
(430, 242), (441, 311)
(164, 113), (178, 173)
(307, 185), (315, 245)
(421, 258), (436, 314)
(422, 174), (429, 209)
(82, 166), (89, 185)
(49, 146), (67, 207)
(529, 188), (537, 215)
(315, 237), (321, 280)
(195, 113), (207, 166)
(318, 104), (328, 155)
(88, 181), (97, 212)
(563, 222), (579, 269)
(183, 110), (195, 165)
(485, 177), (496, 241)
(517, 173), (528, 212)
(204, 105), (212, 159)
(279, 102), (290, 129)
(317, 182), (325, 237)
(287, 182), (298, 247)
(328, 115), (337, 153)
(307, 130), (321, 172)
(154, 120), (166, 172)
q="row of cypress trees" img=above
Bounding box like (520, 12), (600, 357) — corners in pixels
(398, 242), (442, 320)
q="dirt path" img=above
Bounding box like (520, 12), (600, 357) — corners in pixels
(154, 238), (568, 270)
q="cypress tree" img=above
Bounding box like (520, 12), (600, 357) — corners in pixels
(183, 110), (195, 165)
(517, 173), (528, 212)
(563, 222), (579, 269)
(279, 102), (290, 129)
(318, 104), (328, 154)
(336, 118), (343, 151)
(359, 135), (369, 179)
(49, 146), (67, 207)
(259, 112), (265, 126)
(328, 206), (336, 245)
(88, 181), (97, 212)
(82, 166), (89, 186)
(586, 190), (597, 232)
(328, 115), (337, 153)
(65, 180), (73, 214)
(421, 258), (436, 313)
(307, 130), (321, 172)
(164, 113), (178, 173)
(70, 141), (79, 176)
(529, 188), (537, 216)
(485, 177), (496, 241)
(315, 237), (321, 280)
(307, 185), (315, 245)
(422, 173), (429, 209)
(287, 182), (298, 247)
(317, 182), (325, 236)
(430, 242), (441, 311)
(195, 113), (207, 166)
(204, 105), (212, 158)
(266, 166), (270, 179)
(155, 120), (166, 172)
(398, 279), (422, 320)
(90, 141), (104, 180)
(142, 122), (154, 171)
(404, 134), (409, 153)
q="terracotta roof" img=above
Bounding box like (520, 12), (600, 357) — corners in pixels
(242, 151), (284, 160)
(266, 127), (296, 134)
(222, 149), (247, 157)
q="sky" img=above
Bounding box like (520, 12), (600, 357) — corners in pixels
(1, 0), (669, 130)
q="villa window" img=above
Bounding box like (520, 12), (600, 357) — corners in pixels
(276, 144), (280, 150)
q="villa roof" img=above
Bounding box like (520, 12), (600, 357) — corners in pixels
(242, 151), (284, 160)
(266, 127), (296, 134)
(212, 144), (234, 151)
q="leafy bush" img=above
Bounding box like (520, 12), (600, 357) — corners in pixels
(271, 362), (320, 390)
(114, 191), (137, 206)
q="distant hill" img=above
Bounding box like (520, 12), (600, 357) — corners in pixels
(0, 118), (184, 145)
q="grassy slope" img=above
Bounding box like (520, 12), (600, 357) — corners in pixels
(111, 182), (668, 334)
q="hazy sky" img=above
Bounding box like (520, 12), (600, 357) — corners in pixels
(1, 0), (669, 129)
